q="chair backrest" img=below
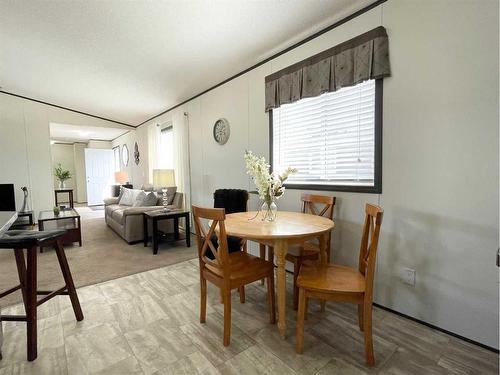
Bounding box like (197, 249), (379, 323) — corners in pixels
(192, 205), (230, 278)
(358, 204), (383, 297)
(214, 189), (249, 214)
(301, 193), (336, 220)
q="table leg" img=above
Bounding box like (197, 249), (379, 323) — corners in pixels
(174, 217), (180, 240)
(143, 215), (149, 247)
(26, 246), (37, 361)
(185, 214), (191, 247)
(78, 217), (82, 246)
(152, 219), (159, 255)
(274, 239), (288, 339)
(39, 220), (44, 253)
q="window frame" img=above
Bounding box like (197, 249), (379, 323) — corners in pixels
(269, 79), (383, 194)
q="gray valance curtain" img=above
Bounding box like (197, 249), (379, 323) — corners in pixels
(265, 26), (391, 112)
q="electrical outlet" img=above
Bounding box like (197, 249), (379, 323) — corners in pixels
(400, 268), (416, 286)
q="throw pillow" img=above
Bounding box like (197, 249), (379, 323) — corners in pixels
(119, 187), (143, 206)
(132, 191), (147, 207)
(142, 192), (158, 206)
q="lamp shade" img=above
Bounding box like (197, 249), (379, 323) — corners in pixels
(115, 171), (129, 184)
(153, 169), (175, 187)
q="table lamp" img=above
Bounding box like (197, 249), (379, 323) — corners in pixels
(153, 169), (175, 211)
(115, 171), (129, 184)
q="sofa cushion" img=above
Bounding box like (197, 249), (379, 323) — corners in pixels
(105, 204), (122, 217)
(112, 208), (126, 224)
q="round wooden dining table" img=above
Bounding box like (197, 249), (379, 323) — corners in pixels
(224, 211), (334, 338)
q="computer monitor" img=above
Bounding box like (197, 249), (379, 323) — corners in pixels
(0, 184), (16, 211)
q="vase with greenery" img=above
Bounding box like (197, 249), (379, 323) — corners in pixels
(244, 150), (297, 222)
(54, 164), (72, 189)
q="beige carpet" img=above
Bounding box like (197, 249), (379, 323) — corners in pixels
(0, 206), (197, 307)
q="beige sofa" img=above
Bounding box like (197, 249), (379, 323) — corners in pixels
(103, 192), (183, 243)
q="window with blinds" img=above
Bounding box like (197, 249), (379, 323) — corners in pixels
(271, 79), (381, 193)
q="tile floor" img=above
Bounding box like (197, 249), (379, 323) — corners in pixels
(0, 259), (497, 374)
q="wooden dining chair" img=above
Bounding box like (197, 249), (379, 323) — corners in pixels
(192, 205), (276, 346)
(260, 194), (335, 309)
(295, 204), (383, 366)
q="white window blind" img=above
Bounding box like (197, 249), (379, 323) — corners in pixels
(272, 79), (376, 187)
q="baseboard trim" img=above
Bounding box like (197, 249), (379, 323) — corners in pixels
(372, 303), (499, 354)
(277, 266), (498, 354)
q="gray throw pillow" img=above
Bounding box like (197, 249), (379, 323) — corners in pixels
(142, 192), (158, 207)
(132, 191), (147, 207)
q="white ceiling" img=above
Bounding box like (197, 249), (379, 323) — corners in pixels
(0, 0), (374, 126)
(50, 123), (128, 143)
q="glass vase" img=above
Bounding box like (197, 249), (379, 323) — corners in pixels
(260, 200), (277, 222)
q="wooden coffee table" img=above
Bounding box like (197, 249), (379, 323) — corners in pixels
(143, 210), (190, 254)
(38, 208), (82, 251)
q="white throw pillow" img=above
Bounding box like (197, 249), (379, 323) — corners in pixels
(119, 187), (143, 206)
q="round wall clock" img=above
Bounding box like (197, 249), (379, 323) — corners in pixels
(122, 144), (129, 166)
(213, 118), (230, 145)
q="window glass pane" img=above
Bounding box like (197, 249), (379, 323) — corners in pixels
(272, 79), (376, 187)
(158, 126), (174, 169)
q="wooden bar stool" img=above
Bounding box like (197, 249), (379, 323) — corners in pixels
(0, 229), (84, 361)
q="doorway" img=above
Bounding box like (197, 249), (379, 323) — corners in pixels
(84, 149), (114, 206)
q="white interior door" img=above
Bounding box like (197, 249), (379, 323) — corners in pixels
(85, 149), (114, 206)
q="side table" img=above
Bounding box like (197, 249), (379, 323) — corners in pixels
(143, 210), (190, 254)
(54, 189), (74, 208)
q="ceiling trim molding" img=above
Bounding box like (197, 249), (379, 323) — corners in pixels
(0, 90), (135, 128)
(1, 0), (386, 128)
(136, 0), (387, 127)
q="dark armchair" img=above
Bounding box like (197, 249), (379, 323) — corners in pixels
(211, 189), (249, 254)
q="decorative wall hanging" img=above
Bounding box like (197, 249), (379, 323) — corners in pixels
(134, 142), (140, 165)
(122, 144), (129, 166)
(213, 118), (230, 145)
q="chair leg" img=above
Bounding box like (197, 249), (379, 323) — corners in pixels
(238, 286), (245, 303)
(295, 288), (306, 354)
(223, 288), (232, 346)
(54, 240), (83, 321)
(26, 246), (37, 361)
(200, 277), (207, 323)
(363, 300), (374, 366)
(320, 300), (326, 312)
(268, 246), (274, 262)
(259, 244), (266, 285)
(267, 274), (276, 324)
(293, 259), (300, 310)
(358, 303), (364, 331)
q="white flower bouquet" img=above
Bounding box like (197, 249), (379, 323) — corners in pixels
(244, 150), (297, 221)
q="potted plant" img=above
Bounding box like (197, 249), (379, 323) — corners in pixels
(54, 164), (72, 189)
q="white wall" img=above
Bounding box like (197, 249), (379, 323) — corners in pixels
(0, 93), (130, 217)
(135, 0), (499, 348)
(73, 143), (87, 203)
(111, 128), (149, 188)
(51, 143), (76, 189)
